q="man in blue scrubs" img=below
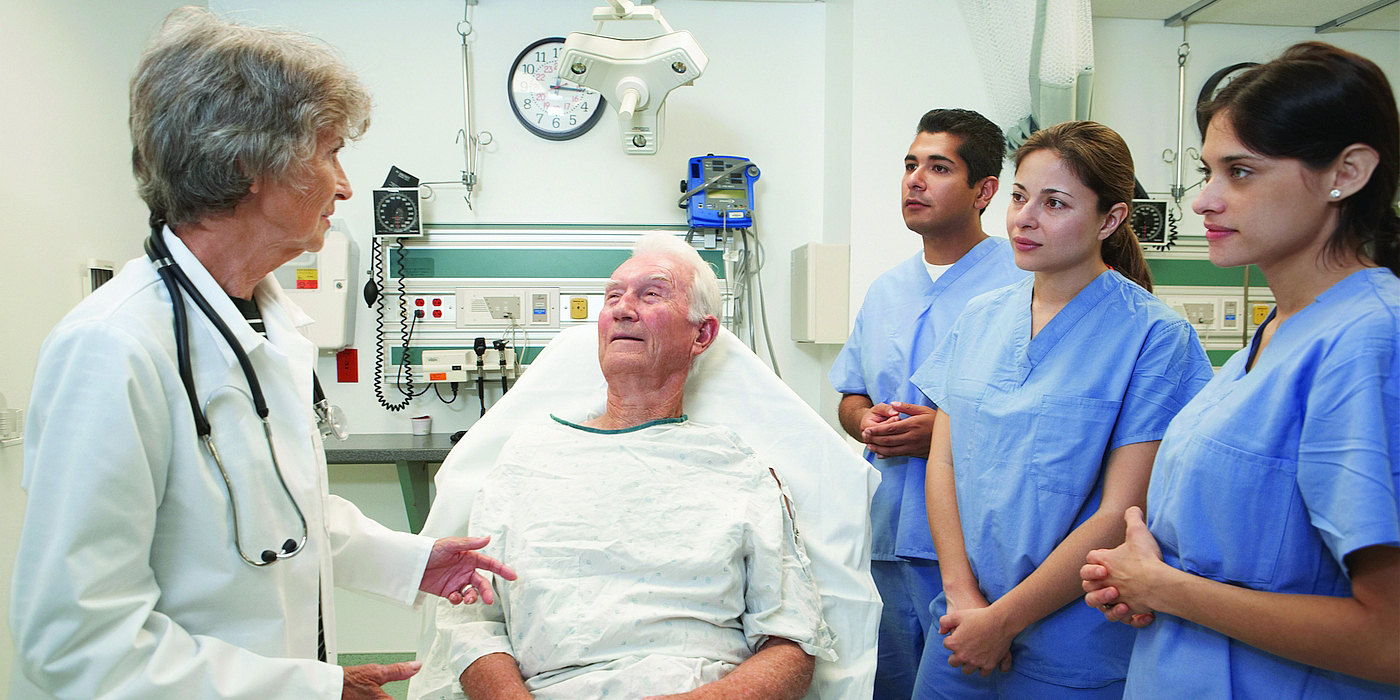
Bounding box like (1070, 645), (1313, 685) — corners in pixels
(830, 109), (1027, 699)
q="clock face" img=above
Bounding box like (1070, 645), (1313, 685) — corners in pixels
(509, 37), (606, 141)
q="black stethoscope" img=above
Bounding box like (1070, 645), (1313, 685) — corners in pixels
(146, 224), (338, 567)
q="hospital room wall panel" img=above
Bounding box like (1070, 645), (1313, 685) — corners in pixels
(206, 0), (833, 438)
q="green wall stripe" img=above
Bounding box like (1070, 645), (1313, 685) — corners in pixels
(389, 248), (727, 280)
(1206, 349), (1239, 367)
(1146, 258), (1265, 288)
(391, 346), (544, 366)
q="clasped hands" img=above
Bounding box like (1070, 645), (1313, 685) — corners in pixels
(939, 591), (1015, 676)
(1081, 506), (1164, 628)
(860, 402), (936, 458)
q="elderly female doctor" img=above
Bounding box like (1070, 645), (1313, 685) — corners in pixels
(9, 8), (513, 700)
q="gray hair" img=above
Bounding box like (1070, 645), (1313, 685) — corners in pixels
(631, 232), (721, 324)
(130, 7), (371, 226)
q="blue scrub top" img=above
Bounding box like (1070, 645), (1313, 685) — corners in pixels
(911, 271), (1213, 687)
(1128, 267), (1400, 700)
(830, 237), (1026, 561)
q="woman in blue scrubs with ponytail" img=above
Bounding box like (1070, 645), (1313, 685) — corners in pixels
(1082, 42), (1400, 699)
(910, 121), (1214, 698)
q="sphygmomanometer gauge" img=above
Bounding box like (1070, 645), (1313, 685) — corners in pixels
(373, 189), (420, 237)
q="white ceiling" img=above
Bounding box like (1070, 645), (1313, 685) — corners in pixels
(1091, 0), (1399, 32)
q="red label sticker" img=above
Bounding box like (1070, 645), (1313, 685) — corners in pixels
(296, 280), (318, 289)
(430, 372), (447, 381)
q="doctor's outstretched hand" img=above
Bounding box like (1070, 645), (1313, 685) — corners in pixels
(344, 660), (422, 699)
(860, 402), (936, 458)
(1081, 507), (1161, 628)
(420, 536), (518, 605)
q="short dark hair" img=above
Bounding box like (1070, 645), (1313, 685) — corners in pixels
(917, 109), (1005, 187)
(1198, 42), (1399, 274)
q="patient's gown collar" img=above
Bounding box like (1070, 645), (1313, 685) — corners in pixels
(550, 414), (689, 434)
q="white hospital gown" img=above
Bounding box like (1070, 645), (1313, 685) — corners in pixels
(431, 415), (835, 699)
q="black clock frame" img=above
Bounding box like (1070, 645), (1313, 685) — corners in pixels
(508, 37), (607, 142)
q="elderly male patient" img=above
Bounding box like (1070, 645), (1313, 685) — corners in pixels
(432, 233), (834, 700)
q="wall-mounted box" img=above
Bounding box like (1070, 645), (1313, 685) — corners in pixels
(791, 243), (849, 344)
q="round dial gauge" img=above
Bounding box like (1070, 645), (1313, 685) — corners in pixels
(1130, 202), (1164, 243)
(376, 191), (418, 234)
(509, 37), (606, 141)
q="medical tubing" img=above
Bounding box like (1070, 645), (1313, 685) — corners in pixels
(146, 227), (309, 568)
(158, 235), (270, 419)
(146, 236), (211, 438)
(257, 416), (309, 562)
(749, 227), (781, 379)
(372, 240), (412, 411)
(395, 312), (432, 397)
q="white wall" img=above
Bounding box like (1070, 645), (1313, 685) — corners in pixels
(0, 0), (196, 688)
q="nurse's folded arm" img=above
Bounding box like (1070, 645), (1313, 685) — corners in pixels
(929, 418), (1160, 674)
(1083, 508), (1400, 685)
(923, 410), (1006, 675)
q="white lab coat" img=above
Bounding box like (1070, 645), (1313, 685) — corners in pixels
(9, 229), (434, 699)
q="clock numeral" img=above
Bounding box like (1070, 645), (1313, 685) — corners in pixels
(552, 117), (561, 128)
(536, 114), (544, 124)
(524, 63), (536, 75)
(569, 115), (577, 126)
(523, 98), (531, 109)
(535, 51), (546, 63)
(581, 103), (589, 113)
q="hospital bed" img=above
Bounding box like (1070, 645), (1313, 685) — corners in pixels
(406, 325), (882, 700)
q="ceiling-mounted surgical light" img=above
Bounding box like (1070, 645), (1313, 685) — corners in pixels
(560, 0), (708, 155)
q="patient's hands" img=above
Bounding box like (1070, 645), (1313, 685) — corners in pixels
(860, 402), (936, 459)
(420, 536), (518, 605)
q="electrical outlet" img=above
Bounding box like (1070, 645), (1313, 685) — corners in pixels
(407, 295), (456, 323)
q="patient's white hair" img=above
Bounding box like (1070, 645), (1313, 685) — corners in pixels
(631, 232), (721, 324)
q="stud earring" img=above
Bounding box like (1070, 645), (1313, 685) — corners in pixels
(1330, 188), (1342, 199)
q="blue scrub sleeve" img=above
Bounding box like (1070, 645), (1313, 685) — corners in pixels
(1109, 320), (1211, 450)
(1297, 334), (1400, 569)
(909, 322), (958, 407)
(829, 312), (868, 396)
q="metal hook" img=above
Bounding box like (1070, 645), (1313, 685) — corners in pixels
(457, 20), (473, 38)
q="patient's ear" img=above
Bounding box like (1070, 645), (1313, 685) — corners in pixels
(693, 316), (719, 355)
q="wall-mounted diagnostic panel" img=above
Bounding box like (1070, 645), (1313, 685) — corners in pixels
(454, 287), (560, 329)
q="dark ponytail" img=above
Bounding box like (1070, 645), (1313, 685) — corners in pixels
(1014, 121), (1154, 292)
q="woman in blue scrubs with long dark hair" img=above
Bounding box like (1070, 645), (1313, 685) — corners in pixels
(910, 121), (1214, 698)
(1082, 42), (1399, 698)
